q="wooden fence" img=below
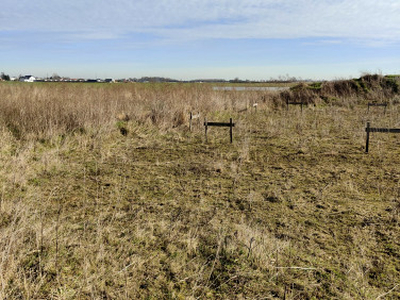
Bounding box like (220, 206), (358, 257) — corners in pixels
(365, 122), (400, 153)
(367, 102), (387, 114)
(204, 118), (235, 143)
(286, 100), (304, 112)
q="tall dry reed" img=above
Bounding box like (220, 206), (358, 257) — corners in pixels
(0, 83), (278, 140)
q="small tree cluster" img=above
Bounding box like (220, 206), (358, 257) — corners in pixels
(1, 72), (10, 81)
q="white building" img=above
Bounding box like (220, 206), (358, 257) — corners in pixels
(19, 75), (36, 82)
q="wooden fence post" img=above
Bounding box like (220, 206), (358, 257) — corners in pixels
(204, 118), (208, 143)
(189, 112), (193, 131)
(366, 122), (370, 153)
(230, 118), (233, 143)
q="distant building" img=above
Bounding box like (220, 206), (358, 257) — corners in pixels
(19, 75), (36, 82)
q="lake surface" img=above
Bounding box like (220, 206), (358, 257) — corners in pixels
(213, 86), (290, 91)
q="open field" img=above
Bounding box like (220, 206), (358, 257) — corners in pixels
(0, 77), (400, 299)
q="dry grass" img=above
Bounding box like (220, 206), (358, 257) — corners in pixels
(0, 82), (269, 140)
(0, 77), (400, 299)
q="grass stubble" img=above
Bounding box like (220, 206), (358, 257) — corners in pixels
(0, 76), (399, 299)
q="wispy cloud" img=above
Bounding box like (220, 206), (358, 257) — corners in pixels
(1, 0), (400, 44)
(1, 0), (400, 79)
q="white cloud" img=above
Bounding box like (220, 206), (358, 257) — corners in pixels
(1, 0), (400, 44)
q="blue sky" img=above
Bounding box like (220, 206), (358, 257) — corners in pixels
(1, 0), (400, 80)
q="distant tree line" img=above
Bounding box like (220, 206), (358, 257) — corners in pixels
(0, 72), (314, 83)
(127, 76), (310, 84)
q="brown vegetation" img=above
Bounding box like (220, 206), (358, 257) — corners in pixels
(281, 74), (400, 107)
(0, 75), (399, 298)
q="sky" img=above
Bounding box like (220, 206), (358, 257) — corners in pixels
(1, 0), (400, 80)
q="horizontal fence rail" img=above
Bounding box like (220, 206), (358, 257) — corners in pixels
(204, 118), (235, 143)
(286, 100), (304, 111)
(368, 103), (387, 107)
(365, 122), (400, 153)
(205, 122), (234, 127)
(367, 128), (400, 133)
(367, 102), (387, 114)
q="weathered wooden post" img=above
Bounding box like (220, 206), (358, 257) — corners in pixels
(230, 118), (233, 143)
(204, 117), (208, 143)
(365, 122), (370, 153)
(189, 112), (201, 131)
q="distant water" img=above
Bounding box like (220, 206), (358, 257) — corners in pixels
(213, 86), (290, 91)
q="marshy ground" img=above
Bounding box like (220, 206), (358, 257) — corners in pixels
(0, 78), (399, 299)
